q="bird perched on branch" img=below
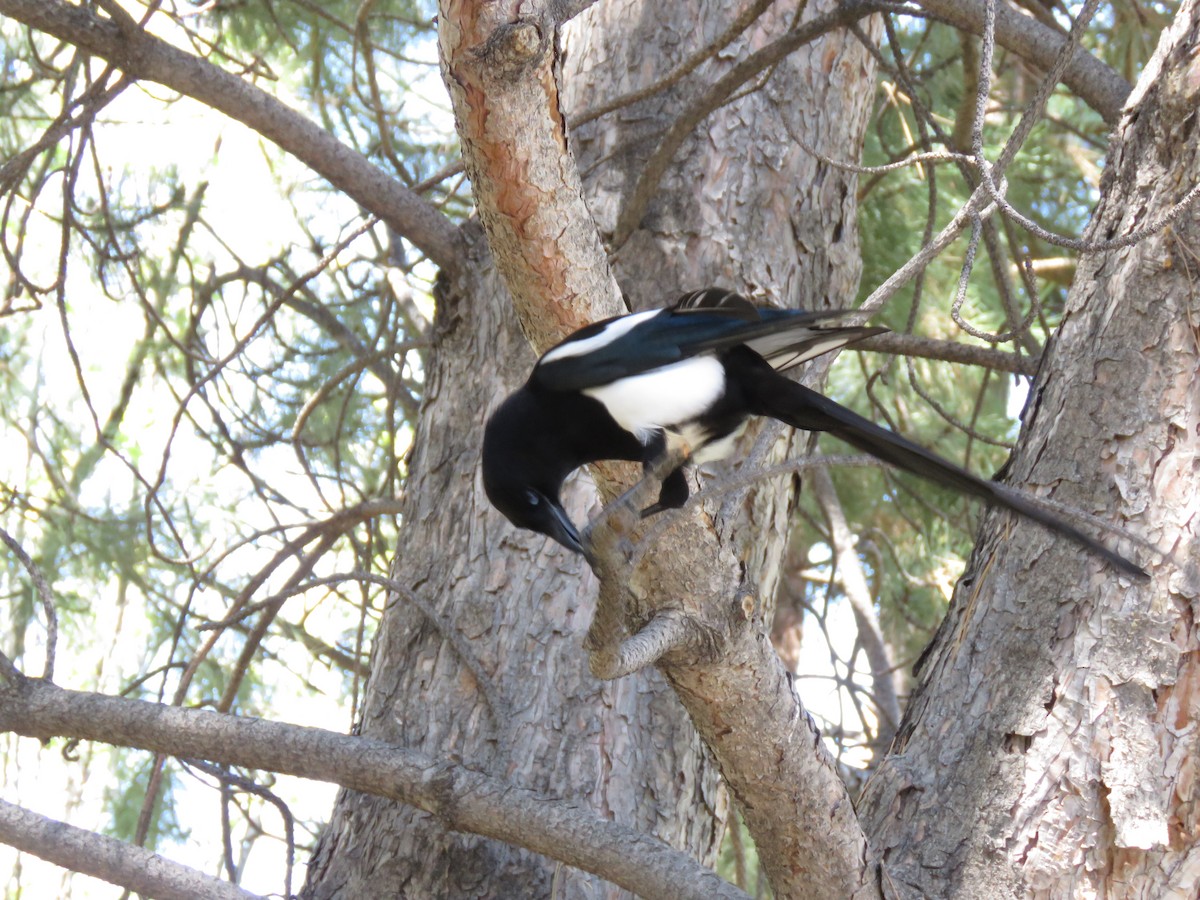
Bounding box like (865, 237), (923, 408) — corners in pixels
(482, 288), (1145, 579)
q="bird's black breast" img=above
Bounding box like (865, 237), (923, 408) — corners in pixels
(482, 384), (647, 498)
(530, 384), (647, 469)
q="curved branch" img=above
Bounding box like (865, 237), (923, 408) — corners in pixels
(0, 527), (57, 681)
(0, 799), (260, 900)
(812, 469), (901, 745)
(570, 0), (777, 129)
(0, 679), (749, 900)
(613, 2), (885, 246)
(0, 0), (465, 273)
(612, 0), (1133, 246)
(915, 0), (1131, 123)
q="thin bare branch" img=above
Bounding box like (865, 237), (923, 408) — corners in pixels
(570, 0), (779, 128)
(962, 0), (1195, 254)
(859, 188), (998, 317)
(812, 470), (901, 746)
(0, 798), (260, 900)
(204, 570), (512, 736)
(613, 1), (897, 246)
(181, 758), (297, 898)
(860, 332), (1038, 376)
(0, 0), (464, 271)
(0, 526), (57, 681)
(915, 0), (1130, 122)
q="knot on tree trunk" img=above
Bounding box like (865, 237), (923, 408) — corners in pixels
(472, 20), (549, 80)
(582, 449), (759, 679)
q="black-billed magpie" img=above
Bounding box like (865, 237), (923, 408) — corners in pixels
(482, 288), (1145, 578)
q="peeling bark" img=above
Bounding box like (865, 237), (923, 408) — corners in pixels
(439, 0), (624, 347)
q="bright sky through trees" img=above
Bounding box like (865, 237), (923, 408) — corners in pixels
(3, 1), (1184, 895)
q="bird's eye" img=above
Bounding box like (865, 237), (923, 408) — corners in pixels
(525, 490), (540, 506)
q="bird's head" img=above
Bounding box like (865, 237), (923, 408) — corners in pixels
(481, 391), (584, 554)
(484, 480), (584, 554)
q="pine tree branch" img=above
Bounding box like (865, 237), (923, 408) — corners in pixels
(860, 332), (1039, 376)
(0, 0), (465, 273)
(915, 0), (1131, 123)
(0, 799), (261, 900)
(0, 678), (750, 900)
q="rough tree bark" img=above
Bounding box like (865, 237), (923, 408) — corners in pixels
(858, 6), (1200, 897)
(304, 0), (880, 897)
(2, 1), (1194, 898)
(299, 253), (709, 900)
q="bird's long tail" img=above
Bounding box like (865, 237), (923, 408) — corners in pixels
(752, 375), (1147, 579)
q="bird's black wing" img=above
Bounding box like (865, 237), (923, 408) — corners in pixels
(742, 322), (887, 373)
(673, 287), (761, 318)
(534, 290), (881, 392)
(673, 290), (884, 370)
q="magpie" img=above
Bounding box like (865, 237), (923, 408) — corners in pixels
(482, 288), (1146, 578)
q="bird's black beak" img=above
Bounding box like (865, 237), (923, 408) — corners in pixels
(544, 501), (585, 554)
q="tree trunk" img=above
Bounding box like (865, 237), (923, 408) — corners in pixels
(301, 249), (718, 899)
(858, 6), (1200, 897)
(304, 0), (879, 897)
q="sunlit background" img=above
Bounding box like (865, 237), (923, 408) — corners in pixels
(1, 0), (1154, 895)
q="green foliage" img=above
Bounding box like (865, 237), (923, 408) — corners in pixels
(0, 1), (462, 891)
(201, 0), (465, 215)
(793, 9), (1176, 742)
(105, 754), (188, 850)
(0, 1), (1182, 893)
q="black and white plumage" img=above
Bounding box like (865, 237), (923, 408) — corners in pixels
(481, 288), (1145, 578)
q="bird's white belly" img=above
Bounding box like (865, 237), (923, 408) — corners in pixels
(583, 356), (726, 444)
